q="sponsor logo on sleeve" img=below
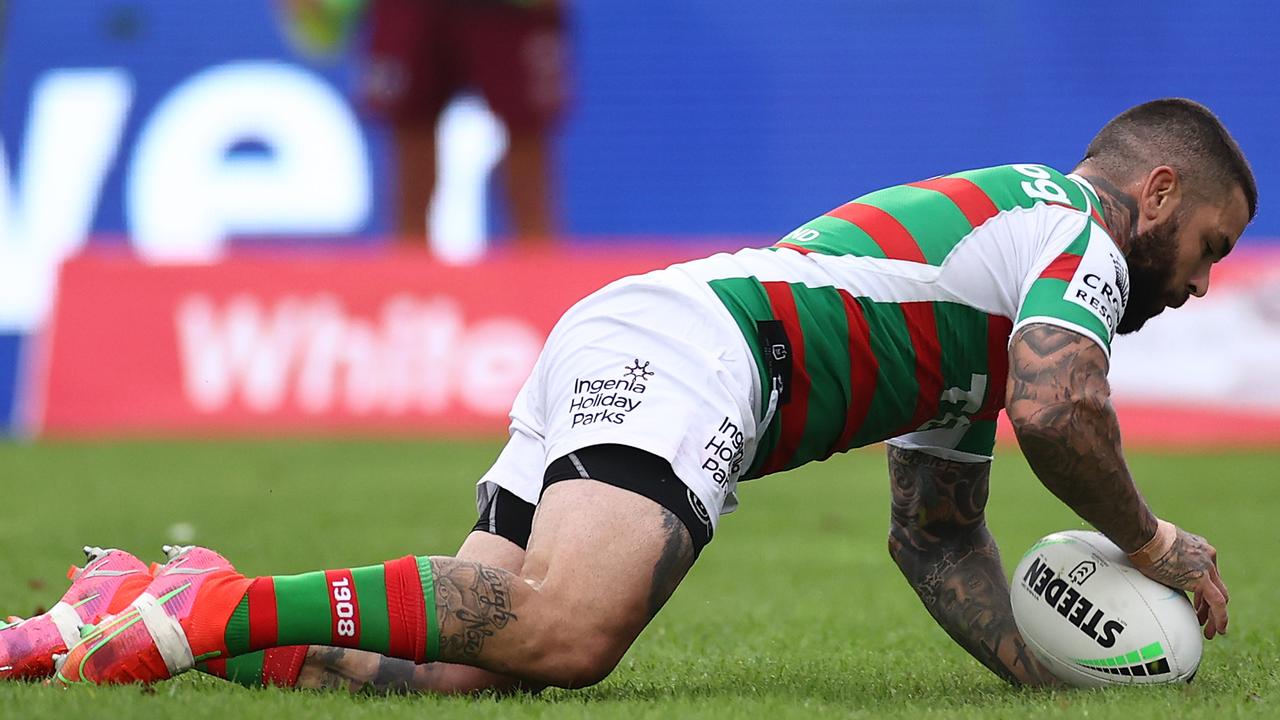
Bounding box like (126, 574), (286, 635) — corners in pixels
(1065, 244), (1128, 336)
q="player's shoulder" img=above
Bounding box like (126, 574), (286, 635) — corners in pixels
(921, 163), (1101, 218)
(948, 162), (1074, 185)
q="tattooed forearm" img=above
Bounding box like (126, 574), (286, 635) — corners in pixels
(432, 559), (520, 662)
(1005, 324), (1156, 551)
(887, 445), (989, 546)
(887, 446), (1058, 687)
(895, 536), (1050, 687)
(298, 646), (432, 694)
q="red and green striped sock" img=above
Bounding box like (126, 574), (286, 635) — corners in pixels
(197, 646), (308, 688)
(187, 555), (439, 665)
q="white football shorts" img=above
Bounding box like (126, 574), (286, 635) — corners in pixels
(476, 268), (764, 536)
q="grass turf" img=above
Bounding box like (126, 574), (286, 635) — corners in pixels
(0, 439), (1276, 718)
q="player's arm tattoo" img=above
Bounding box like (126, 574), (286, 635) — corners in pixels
(296, 646), (433, 694)
(432, 559), (520, 663)
(1005, 324), (1157, 551)
(887, 445), (1059, 687)
(1144, 528), (1218, 589)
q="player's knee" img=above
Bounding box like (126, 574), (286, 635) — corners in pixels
(542, 635), (623, 688)
(522, 615), (627, 688)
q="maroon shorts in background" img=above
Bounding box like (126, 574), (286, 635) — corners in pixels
(362, 0), (568, 131)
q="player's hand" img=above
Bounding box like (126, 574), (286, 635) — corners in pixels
(1128, 521), (1229, 640)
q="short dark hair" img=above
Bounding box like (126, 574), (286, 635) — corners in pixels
(1079, 98), (1257, 220)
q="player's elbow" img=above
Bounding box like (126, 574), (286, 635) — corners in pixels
(887, 528), (909, 569)
(887, 518), (984, 569)
(1006, 404), (1059, 448)
(1006, 389), (1109, 441)
(887, 531), (928, 585)
(886, 522), (946, 575)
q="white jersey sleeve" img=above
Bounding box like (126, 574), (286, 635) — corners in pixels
(1012, 213), (1130, 358)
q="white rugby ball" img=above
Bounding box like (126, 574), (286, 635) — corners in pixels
(1011, 530), (1202, 687)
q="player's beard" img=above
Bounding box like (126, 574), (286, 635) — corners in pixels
(1116, 215), (1180, 335)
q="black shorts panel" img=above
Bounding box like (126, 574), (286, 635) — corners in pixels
(543, 444), (712, 555)
(472, 486), (535, 550)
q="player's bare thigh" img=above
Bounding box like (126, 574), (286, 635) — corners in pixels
(489, 478), (694, 686)
(522, 480), (694, 622)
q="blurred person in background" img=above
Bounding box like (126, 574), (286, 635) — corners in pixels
(281, 0), (569, 249)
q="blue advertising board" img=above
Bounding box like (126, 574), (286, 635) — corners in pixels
(0, 335), (19, 433)
(562, 2), (1278, 237)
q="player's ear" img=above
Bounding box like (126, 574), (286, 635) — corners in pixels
(1140, 166), (1180, 222)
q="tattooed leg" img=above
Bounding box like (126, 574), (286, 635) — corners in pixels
(293, 531), (536, 695)
(294, 646), (525, 695)
(432, 559), (523, 663)
(296, 647), (423, 694)
(356, 479), (693, 689)
(248, 480), (693, 692)
(886, 445), (1059, 687)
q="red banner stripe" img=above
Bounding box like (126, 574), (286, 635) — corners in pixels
(1039, 252), (1084, 282)
(825, 202), (926, 263)
(906, 177), (1000, 229)
(325, 569), (361, 648)
(760, 282), (811, 474)
(775, 241), (813, 255)
(40, 253), (692, 438)
(831, 292), (878, 454)
(977, 315), (1014, 420)
(247, 577), (278, 651)
(898, 302), (943, 435)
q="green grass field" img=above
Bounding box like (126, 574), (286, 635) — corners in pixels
(1, 439), (1276, 718)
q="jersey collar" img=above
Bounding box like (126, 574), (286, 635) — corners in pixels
(1066, 173), (1112, 236)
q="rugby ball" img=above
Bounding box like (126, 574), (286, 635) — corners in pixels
(1011, 531), (1202, 687)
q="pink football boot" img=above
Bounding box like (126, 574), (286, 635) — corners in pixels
(1, 547), (151, 680)
(55, 545), (242, 686)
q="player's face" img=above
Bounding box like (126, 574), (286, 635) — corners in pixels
(1117, 184), (1250, 335)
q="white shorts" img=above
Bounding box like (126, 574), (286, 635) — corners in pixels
(476, 269), (764, 537)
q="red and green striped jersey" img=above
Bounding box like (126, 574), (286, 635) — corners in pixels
(672, 164), (1129, 479)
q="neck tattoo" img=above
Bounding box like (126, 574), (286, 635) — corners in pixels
(1080, 174), (1138, 250)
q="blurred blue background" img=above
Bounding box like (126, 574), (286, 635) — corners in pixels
(3, 1), (1274, 241)
(1, 0), (1276, 433)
